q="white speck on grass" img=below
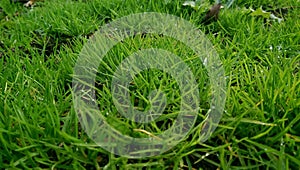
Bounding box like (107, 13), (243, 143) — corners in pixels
(269, 45), (273, 50)
(203, 57), (208, 66)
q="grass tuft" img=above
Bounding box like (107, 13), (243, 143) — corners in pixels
(0, 0), (299, 169)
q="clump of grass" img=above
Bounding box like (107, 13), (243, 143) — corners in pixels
(0, 0), (299, 169)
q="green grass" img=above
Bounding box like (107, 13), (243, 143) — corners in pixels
(0, 0), (299, 169)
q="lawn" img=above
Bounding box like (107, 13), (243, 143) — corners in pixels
(0, 0), (299, 169)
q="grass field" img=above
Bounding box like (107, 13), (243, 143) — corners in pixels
(0, 0), (299, 169)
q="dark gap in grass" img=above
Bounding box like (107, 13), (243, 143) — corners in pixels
(29, 30), (80, 59)
(192, 153), (219, 169)
(0, 41), (5, 62)
(265, 6), (289, 17)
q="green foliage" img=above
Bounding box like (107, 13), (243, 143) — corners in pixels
(0, 0), (299, 169)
